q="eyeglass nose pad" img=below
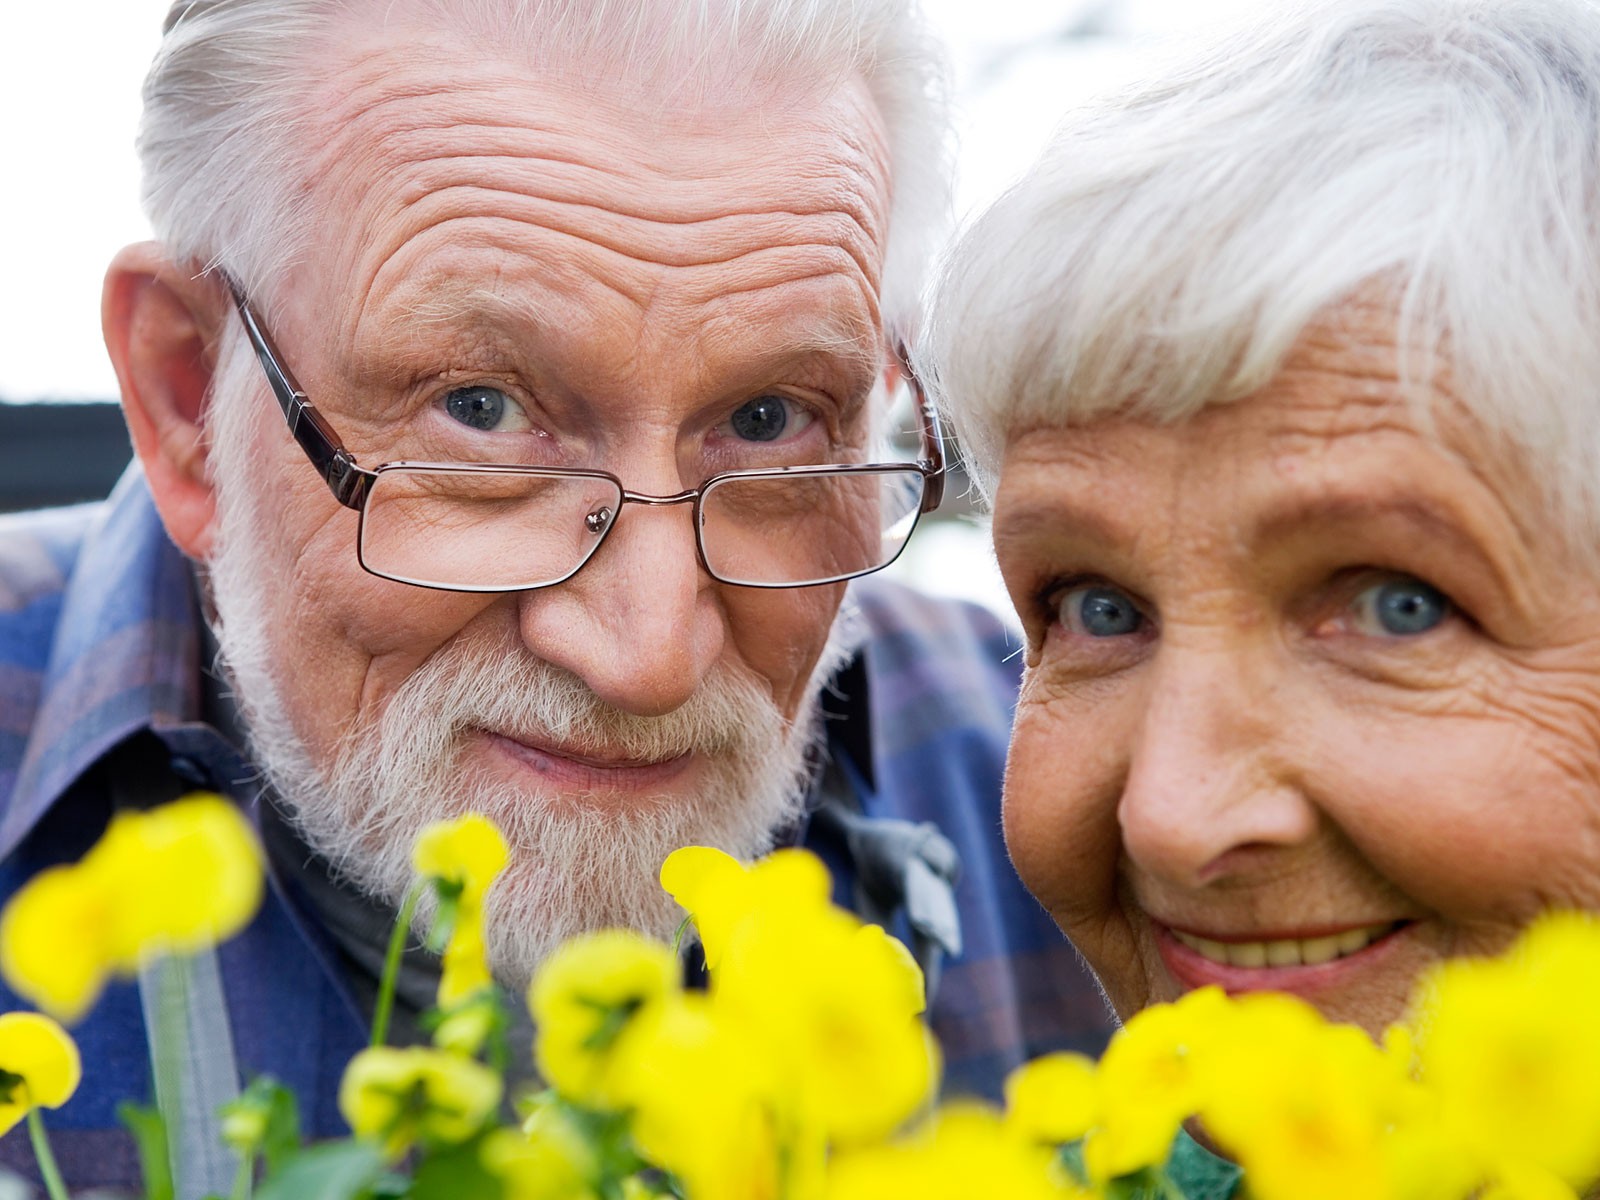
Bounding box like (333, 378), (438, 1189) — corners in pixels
(584, 505), (615, 536)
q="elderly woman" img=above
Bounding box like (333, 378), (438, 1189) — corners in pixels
(920, 0), (1600, 1054)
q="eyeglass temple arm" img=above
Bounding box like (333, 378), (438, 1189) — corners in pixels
(896, 343), (946, 514)
(223, 276), (372, 510)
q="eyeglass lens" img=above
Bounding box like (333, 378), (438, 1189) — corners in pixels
(356, 466), (926, 591)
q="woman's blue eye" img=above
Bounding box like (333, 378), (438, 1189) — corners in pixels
(444, 386), (523, 432)
(1058, 584), (1145, 637)
(1352, 577), (1451, 636)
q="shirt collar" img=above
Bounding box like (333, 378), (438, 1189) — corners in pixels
(2, 467), (206, 854)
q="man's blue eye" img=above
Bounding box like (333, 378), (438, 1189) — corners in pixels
(1355, 577), (1451, 636)
(1058, 585), (1145, 637)
(729, 396), (790, 442)
(445, 386), (510, 431)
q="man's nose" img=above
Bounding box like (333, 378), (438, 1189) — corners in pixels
(1116, 645), (1319, 889)
(513, 496), (725, 717)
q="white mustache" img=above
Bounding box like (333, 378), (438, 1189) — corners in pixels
(344, 632), (782, 776)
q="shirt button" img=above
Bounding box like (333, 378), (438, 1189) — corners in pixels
(169, 755), (212, 788)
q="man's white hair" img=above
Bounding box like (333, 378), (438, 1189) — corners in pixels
(142, 0), (948, 340)
(921, 0), (1600, 558)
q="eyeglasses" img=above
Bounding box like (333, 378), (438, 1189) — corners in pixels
(224, 276), (945, 592)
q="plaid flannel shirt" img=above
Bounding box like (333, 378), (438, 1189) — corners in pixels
(0, 469), (1114, 1194)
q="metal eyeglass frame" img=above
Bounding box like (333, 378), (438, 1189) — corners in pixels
(222, 274), (947, 592)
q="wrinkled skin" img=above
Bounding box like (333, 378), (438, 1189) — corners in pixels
(135, 16), (896, 805)
(992, 302), (1600, 1039)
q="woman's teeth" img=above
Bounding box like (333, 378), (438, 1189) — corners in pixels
(1171, 922), (1397, 968)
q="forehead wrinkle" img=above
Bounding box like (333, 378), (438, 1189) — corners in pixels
(299, 42), (889, 237)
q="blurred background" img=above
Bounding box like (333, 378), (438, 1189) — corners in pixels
(0, 0), (1268, 616)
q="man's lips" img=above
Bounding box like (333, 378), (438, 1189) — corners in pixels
(478, 729), (694, 790)
(1155, 918), (1413, 989)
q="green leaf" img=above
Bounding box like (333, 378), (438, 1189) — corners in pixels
(118, 1102), (174, 1200)
(408, 1137), (503, 1200)
(0, 1069), (23, 1106)
(245, 1076), (302, 1178)
(426, 886), (463, 954)
(253, 1139), (387, 1200)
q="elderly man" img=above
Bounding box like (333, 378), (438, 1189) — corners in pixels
(0, 0), (1110, 1190)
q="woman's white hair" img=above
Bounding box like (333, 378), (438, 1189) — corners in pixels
(141, 0), (949, 338)
(921, 0), (1600, 552)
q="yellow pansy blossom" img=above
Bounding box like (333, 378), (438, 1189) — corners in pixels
(413, 815), (509, 907)
(1478, 1160), (1583, 1200)
(432, 992), (499, 1058)
(481, 1100), (600, 1200)
(608, 991), (791, 1200)
(660, 845), (832, 971)
(715, 901), (937, 1144)
(1005, 1052), (1099, 1146)
(413, 815), (509, 1012)
(338, 1044), (501, 1160)
(98, 794), (263, 961)
(0, 1012), (80, 1137)
(0, 794), (263, 1024)
(1198, 994), (1404, 1200)
(0, 867), (118, 1025)
(436, 914), (494, 1011)
(1413, 911), (1600, 1188)
(826, 1102), (1091, 1200)
(1084, 984), (1231, 1180)
(529, 929), (679, 1111)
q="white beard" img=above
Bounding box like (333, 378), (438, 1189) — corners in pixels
(202, 346), (855, 990)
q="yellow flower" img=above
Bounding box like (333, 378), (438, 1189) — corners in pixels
(1478, 1160), (1582, 1200)
(529, 929), (679, 1111)
(414, 815), (509, 1011)
(608, 991), (791, 1200)
(1413, 911), (1600, 1188)
(432, 992), (499, 1058)
(436, 913), (493, 1011)
(826, 1102), (1091, 1200)
(413, 814), (509, 907)
(481, 1101), (600, 1200)
(1084, 985), (1230, 1180)
(101, 794), (264, 961)
(0, 867), (118, 1025)
(660, 846), (832, 971)
(1005, 1052), (1099, 1145)
(0, 795), (263, 1023)
(1197, 992), (1405, 1200)
(338, 1045), (501, 1160)
(0, 1012), (80, 1137)
(716, 900), (938, 1144)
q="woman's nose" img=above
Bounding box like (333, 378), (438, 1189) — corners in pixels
(1116, 645), (1320, 889)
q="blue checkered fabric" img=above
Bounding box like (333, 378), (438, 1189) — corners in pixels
(0, 468), (1114, 1194)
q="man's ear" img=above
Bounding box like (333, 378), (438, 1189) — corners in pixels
(103, 243), (225, 559)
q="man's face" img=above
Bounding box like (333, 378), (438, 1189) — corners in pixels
(204, 20), (894, 979)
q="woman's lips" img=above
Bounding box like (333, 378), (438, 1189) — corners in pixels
(479, 729), (694, 791)
(1155, 918), (1412, 990)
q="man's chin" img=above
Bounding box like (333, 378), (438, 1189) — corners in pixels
(478, 855), (688, 990)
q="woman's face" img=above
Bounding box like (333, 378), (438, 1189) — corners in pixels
(992, 305), (1600, 1039)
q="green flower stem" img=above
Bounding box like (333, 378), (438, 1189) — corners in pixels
(230, 1145), (256, 1200)
(372, 881), (425, 1048)
(27, 1107), (69, 1200)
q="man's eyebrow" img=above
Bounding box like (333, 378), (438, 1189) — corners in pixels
(383, 286), (884, 385)
(393, 285), (561, 334)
